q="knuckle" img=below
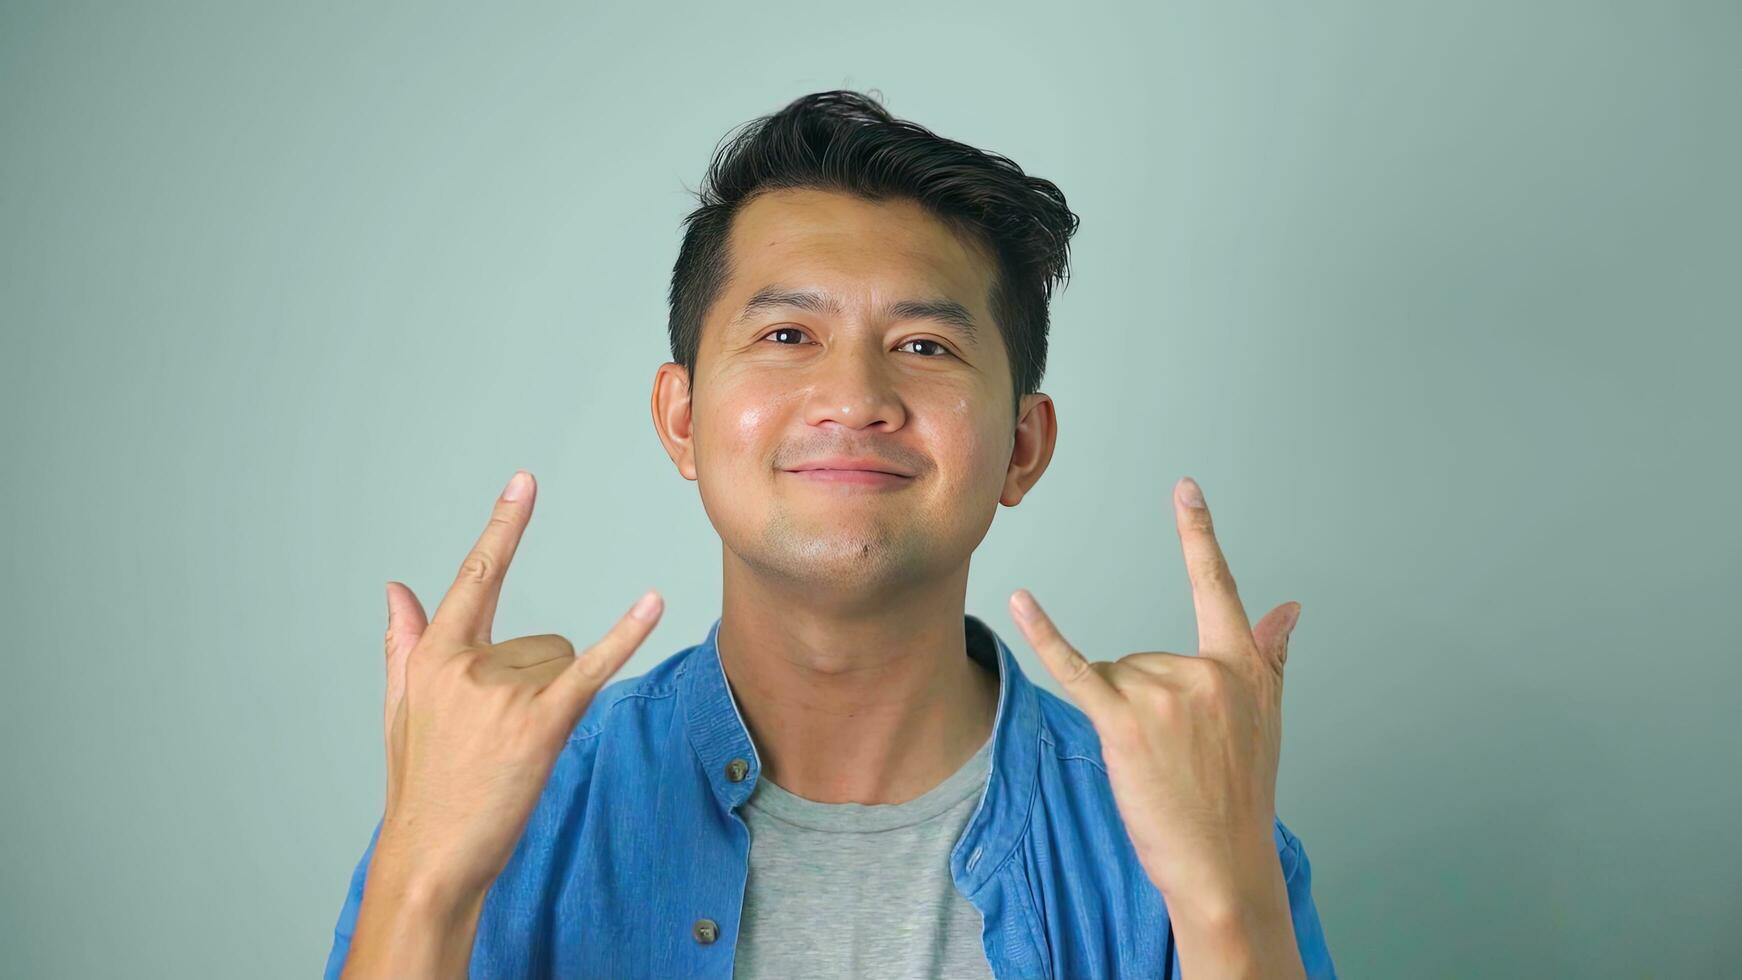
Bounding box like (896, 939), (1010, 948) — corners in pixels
(1188, 555), (1236, 591)
(1187, 657), (1229, 696)
(484, 514), (519, 540)
(448, 649), (485, 681)
(574, 649), (609, 679)
(1064, 650), (1096, 686)
(1139, 681), (1181, 717)
(459, 548), (498, 584)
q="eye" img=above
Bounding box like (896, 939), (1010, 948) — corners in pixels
(898, 338), (955, 359)
(761, 326), (811, 346)
(758, 327), (955, 359)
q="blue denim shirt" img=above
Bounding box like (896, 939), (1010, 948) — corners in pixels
(325, 614), (1336, 978)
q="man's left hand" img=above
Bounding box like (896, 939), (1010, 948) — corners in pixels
(1009, 475), (1301, 930)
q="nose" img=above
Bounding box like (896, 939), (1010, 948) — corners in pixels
(797, 342), (908, 432)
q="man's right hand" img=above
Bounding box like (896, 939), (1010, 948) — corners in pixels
(343, 469), (663, 978)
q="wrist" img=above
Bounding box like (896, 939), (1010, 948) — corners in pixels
(1140, 824), (1277, 914)
(344, 847), (490, 980)
(1163, 854), (1302, 980)
(1160, 856), (1284, 928)
(366, 834), (492, 920)
(378, 864), (488, 922)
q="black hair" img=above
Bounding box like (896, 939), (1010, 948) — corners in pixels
(666, 89), (1080, 423)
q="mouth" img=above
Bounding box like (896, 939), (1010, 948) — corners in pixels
(781, 468), (914, 488)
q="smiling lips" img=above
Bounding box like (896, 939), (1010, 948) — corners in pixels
(785, 469), (911, 487)
(781, 456), (915, 488)
(784, 455), (915, 477)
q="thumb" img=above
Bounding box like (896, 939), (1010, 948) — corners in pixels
(384, 581), (429, 658)
(1252, 601), (1301, 672)
(383, 581), (428, 738)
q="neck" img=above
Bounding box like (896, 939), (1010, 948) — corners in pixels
(714, 555), (1000, 805)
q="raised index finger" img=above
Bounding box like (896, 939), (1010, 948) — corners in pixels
(1172, 476), (1255, 657)
(429, 470), (536, 644)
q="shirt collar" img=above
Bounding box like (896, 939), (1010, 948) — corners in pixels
(677, 612), (1040, 895)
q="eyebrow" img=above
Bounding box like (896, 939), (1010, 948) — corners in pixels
(730, 285), (980, 348)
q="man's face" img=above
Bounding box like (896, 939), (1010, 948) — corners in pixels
(653, 187), (1052, 604)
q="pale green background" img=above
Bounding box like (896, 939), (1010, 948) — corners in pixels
(2, 1), (1737, 977)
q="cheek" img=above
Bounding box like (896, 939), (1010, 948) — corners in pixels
(937, 396), (1011, 488)
(708, 381), (799, 465)
(730, 401), (770, 448)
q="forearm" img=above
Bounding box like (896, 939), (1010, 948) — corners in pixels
(340, 856), (488, 980)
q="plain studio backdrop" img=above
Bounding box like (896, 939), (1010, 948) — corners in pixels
(2, 2), (1736, 977)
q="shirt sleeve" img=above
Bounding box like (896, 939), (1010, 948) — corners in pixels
(1275, 818), (1337, 979)
(1166, 816), (1337, 979)
(322, 816), (384, 980)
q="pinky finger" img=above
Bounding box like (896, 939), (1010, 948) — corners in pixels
(537, 590), (662, 725)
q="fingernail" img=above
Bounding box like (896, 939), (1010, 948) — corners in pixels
(1283, 602), (1303, 633)
(1012, 590), (1039, 622)
(630, 590), (661, 622)
(503, 470), (530, 501)
(1178, 477), (1205, 509)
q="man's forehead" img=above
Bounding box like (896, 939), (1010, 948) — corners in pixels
(722, 189), (996, 317)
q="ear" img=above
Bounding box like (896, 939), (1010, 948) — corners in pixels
(651, 361), (699, 481)
(1001, 393), (1058, 507)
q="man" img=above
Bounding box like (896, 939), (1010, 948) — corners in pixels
(326, 90), (1336, 978)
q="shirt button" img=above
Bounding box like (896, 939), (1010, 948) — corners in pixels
(693, 918), (720, 944)
(725, 758), (750, 782)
